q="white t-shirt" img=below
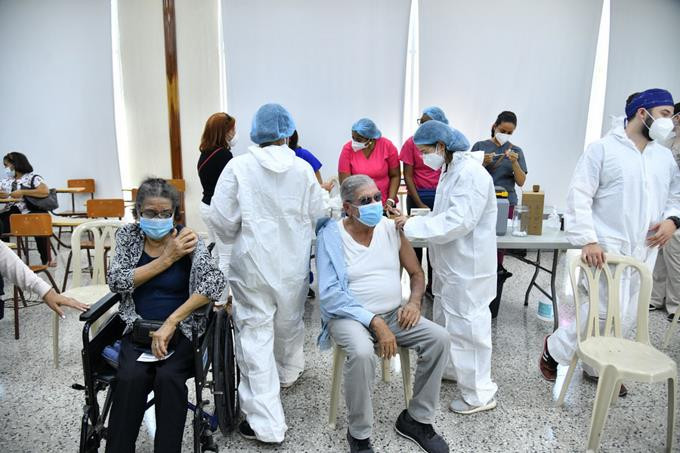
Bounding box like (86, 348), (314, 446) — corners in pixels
(338, 218), (402, 315)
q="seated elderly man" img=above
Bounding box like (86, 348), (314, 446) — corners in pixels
(316, 174), (450, 453)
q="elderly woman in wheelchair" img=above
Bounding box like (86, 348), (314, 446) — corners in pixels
(102, 178), (225, 453)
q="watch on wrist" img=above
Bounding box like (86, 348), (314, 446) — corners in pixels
(668, 216), (680, 229)
(386, 198), (396, 207)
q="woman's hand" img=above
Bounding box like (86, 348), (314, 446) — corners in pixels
(160, 228), (197, 265)
(393, 215), (408, 231)
(483, 153), (494, 167)
(397, 301), (421, 330)
(9, 190), (23, 198)
(43, 289), (89, 318)
(151, 320), (177, 358)
(506, 150), (519, 163)
(321, 180), (335, 192)
(0, 191), (9, 199)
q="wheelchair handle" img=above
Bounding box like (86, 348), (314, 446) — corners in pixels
(79, 292), (121, 322)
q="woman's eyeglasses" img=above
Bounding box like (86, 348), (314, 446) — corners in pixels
(355, 193), (382, 206)
(140, 209), (174, 219)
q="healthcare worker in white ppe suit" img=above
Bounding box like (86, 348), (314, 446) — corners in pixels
(208, 103), (328, 443)
(540, 88), (680, 394)
(397, 120), (499, 415)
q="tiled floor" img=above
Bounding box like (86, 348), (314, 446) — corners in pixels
(1, 246), (678, 452)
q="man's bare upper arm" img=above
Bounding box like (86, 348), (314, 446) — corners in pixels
(398, 229), (423, 278)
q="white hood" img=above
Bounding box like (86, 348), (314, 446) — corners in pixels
(452, 150), (485, 164)
(248, 144), (296, 173)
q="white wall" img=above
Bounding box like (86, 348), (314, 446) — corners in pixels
(419, 0), (603, 211)
(0, 0), (121, 202)
(602, 0), (680, 131)
(221, 0), (411, 179)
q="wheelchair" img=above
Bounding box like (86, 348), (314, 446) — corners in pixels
(74, 292), (239, 453)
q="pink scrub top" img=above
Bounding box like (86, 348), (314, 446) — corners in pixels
(338, 137), (399, 204)
(399, 136), (441, 190)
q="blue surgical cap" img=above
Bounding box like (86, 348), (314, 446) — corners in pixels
(351, 118), (382, 140)
(413, 120), (469, 152)
(250, 103), (296, 144)
(422, 106), (449, 125)
(625, 88), (674, 119)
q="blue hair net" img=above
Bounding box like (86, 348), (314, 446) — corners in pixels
(250, 103), (296, 144)
(351, 118), (382, 139)
(422, 106), (449, 125)
(413, 120), (469, 152)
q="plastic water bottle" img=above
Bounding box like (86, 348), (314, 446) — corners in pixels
(537, 300), (554, 321)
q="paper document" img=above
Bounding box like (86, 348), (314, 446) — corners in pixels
(137, 351), (174, 362)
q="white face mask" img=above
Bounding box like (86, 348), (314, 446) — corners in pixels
(645, 110), (675, 143)
(4, 167), (14, 178)
(659, 131), (677, 149)
(495, 132), (511, 146)
(422, 145), (445, 170)
(351, 139), (368, 152)
(228, 132), (239, 147)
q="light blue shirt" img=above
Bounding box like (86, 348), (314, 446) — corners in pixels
(316, 218), (376, 350)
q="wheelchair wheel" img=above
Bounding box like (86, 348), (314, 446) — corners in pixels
(213, 309), (240, 435)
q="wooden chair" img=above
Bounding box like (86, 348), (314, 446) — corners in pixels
(86, 198), (125, 219)
(54, 178), (96, 247)
(167, 179), (186, 223)
(55, 220), (124, 367)
(56, 178), (96, 217)
(61, 199), (124, 291)
(9, 213), (59, 340)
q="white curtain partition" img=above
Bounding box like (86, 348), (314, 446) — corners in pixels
(0, 0), (121, 198)
(602, 0), (680, 133)
(419, 0), (602, 210)
(114, 0), (171, 191)
(221, 0), (411, 179)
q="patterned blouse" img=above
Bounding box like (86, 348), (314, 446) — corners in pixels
(0, 172), (45, 214)
(107, 223), (226, 339)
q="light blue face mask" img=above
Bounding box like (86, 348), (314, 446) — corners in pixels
(354, 202), (383, 227)
(139, 217), (174, 240)
(4, 167), (15, 178)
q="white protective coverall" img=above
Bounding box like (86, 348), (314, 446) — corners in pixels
(548, 125), (680, 365)
(209, 144), (328, 442)
(404, 150), (498, 406)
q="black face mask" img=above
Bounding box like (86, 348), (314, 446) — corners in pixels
(642, 115), (653, 141)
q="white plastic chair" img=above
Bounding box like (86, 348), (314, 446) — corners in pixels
(53, 220), (124, 368)
(328, 344), (412, 429)
(556, 254), (676, 452)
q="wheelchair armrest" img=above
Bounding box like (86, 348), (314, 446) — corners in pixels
(191, 301), (216, 339)
(200, 301), (215, 318)
(79, 292), (121, 322)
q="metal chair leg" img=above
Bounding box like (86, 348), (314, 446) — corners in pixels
(61, 251), (73, 292)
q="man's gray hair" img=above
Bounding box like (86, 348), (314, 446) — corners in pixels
(340, 174), (375, 203)
(133, 177), (181, 220)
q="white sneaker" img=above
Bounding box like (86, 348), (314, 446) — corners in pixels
(449, 398), (497, 415)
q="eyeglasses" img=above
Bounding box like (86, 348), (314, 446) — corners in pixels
(354, 193), (382, 206)
(140, 209), (174, 219)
